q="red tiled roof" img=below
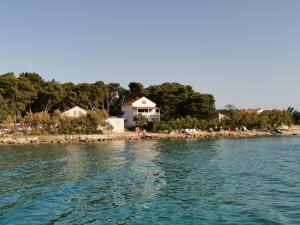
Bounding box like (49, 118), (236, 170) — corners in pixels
(122, 97), (140, 106)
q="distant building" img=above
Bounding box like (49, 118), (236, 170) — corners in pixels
(121, 96), (160, 128)
(61, 106), (87, 118)
(218, 113), (230, 122)
(242, 108), (264, 114)
(106, 117), (124, 133)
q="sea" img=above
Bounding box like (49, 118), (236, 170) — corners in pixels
(0, 137), (299, 224)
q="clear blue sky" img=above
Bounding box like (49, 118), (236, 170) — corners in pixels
(1, 0), (299, 109)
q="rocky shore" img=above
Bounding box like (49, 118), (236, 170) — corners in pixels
(0, 129), (299, 146)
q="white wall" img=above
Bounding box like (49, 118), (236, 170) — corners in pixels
(132, 97), (156, 108)
(106, 118), (124, 133)
(122, 105), (134, 127)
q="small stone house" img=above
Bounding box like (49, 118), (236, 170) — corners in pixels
(218, 113), (230, 122)
(61, 106), (87, 118)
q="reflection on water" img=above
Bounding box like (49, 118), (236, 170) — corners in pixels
(130, 141), (166, 199)
(0, 137), (300, 224)
(63, 145), (88, 181)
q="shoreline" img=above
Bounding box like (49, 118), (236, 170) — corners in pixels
(0, 130), (300, 146)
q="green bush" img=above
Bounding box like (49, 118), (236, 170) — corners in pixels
(134, 114), (147, 127)
(151, 116), (208, 132)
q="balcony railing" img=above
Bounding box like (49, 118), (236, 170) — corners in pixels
(138, 112), (160, 116)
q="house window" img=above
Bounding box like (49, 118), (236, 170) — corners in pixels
(138, 109), (148, 113)
(142, 100), (146, 104)
(156, 109), (160, 113)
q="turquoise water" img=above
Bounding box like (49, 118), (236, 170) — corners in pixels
(0, 137), (300, 225)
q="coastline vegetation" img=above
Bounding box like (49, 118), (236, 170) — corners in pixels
(219, 110), (293, 130)
(0, 72), (297, 135)
(149, 109), (293, 133)
(2, 110), (109, 135)
(151, 117), (208, 132)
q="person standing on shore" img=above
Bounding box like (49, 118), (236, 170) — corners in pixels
(135, 127), (141, 139)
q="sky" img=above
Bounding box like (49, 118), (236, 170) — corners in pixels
(1, 0), (300, 109)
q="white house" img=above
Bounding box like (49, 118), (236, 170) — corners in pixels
(218, 113), (230, 122)
(121, 97), (160, 128)
(105, 117), (124, 133)
(61, 106), (87, 118)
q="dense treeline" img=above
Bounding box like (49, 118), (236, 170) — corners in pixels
(219, 110), (294, 130)
(150, 110), (295, 133)
(0, 72), (216, 123)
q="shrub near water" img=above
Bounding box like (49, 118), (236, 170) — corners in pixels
(58, 109), (108, 134)
(152, 116), (208, 132)
(23, 112), (52, 134)
(134, 114), (148, 127)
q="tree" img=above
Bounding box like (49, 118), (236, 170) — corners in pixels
(19, 72), (45, 89)
(181, 93), (216, 119)
(231, 111), (260, 129)
(105, 83), (122, 115)
(224, 104), (237, 111)
(129, 82), (145, 98)
(0, 94), (9, 122)
(84, 109), (109, 133)
(222, 110), (294, 130)
(75, 83), (93, 109)
(61, 82), (78, 109)
(134, 114), (147, 127)
(90, 81), (108, 109)
(0, 73), (36, 121)
(39, 80), (65, 112)
(147, 82), (216, 120)
(287, 106), (295, 114)
(147, 83), (190, 119)
(259, 110), (293, 128)
(293, 111), (300, 124)
(218, 104), (239, 118)
(18, 76), (38, 113)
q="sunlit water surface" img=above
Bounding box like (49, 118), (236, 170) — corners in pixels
(0, 137), (300, 225)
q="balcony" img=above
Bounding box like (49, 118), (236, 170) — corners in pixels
(137, 108), (160, 115)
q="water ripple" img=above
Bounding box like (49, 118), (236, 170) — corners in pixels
(0, 137), (300, 224)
